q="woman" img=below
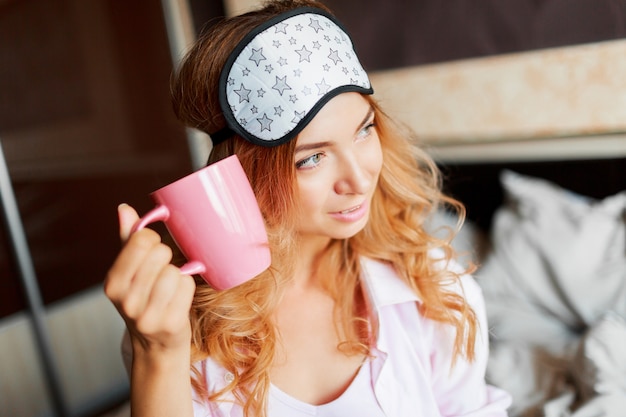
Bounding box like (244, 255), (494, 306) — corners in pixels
(105, 1), (511, 416)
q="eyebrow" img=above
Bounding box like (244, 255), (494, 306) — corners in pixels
(358, 106), (375, 133)
(294, 105), (375, 154)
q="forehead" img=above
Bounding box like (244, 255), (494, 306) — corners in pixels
(295, 92), (372, 145)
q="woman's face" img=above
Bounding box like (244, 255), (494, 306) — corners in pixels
(293, 93), (383, 245)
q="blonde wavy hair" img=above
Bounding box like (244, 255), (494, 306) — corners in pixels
(171, 1), (478, 416)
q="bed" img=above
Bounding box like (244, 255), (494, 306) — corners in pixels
(438, 159), (626, 417)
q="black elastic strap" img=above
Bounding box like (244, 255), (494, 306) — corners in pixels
(209, 126), (235, 145)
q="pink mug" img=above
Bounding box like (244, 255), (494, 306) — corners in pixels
(131, 155), (271, 290)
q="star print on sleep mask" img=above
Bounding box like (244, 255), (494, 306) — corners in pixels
(214, 7), (373, 147)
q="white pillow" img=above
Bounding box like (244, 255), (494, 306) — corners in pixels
(480, 169), (626, 329)
(477, 170), (626, 416)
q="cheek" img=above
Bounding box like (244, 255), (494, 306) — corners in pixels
(296, 179), (327, 218)
(366, 138), (384, 178)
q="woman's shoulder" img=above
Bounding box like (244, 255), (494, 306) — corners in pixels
(189, 357), (237, 415)
(192, 356), (234, 392)
(360, 251), (483, 307)
(427, 248), (484, 305)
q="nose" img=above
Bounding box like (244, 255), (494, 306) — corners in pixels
(334, 155), (371, 195)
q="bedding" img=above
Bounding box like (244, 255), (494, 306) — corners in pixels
(474, 170), (626, 416)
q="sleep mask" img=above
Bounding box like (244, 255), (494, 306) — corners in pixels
(212, 7), (373, 147)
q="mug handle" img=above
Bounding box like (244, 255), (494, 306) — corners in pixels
(131, 205), (207, 277)
(131, 204), (170, 233)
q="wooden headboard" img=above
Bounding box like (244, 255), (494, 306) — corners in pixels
(369, 39), (626, 163)
(368, 40), (626, 231)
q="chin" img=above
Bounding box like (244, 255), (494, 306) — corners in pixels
(329, 219), (369, 240)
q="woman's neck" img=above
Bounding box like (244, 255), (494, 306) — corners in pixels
(291, 234), (332, 289)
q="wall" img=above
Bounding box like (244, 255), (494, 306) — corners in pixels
(0, 0), (193, 415)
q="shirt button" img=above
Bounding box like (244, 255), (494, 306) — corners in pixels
(224, 372), (235, 383)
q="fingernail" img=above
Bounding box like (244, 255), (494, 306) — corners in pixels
(118, 203), (130, 224)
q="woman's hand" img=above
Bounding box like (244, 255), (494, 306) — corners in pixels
(104, 203), (196, 356)
(105, 204), (196, 417)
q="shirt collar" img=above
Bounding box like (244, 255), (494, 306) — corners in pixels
(359, 257), (421, 310)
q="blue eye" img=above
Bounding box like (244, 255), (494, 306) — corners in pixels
(296, 153), (324, 169)
(358, 122), (376, 139)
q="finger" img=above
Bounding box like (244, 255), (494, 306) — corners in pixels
(143, 265), (181, 316)
(159, 273), (196, 346)
(105, 228), (162, 304)
(164, 273), (196, 321)
(138, 265), (193, 335)
(118, 203), (139, 243)
(121, 241), (173, 319)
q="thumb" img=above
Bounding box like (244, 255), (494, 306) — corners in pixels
(117, 203), (140, 243)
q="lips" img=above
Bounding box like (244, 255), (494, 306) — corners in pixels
(339, 205), (361, 214)
(329, 200), (369, 222)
